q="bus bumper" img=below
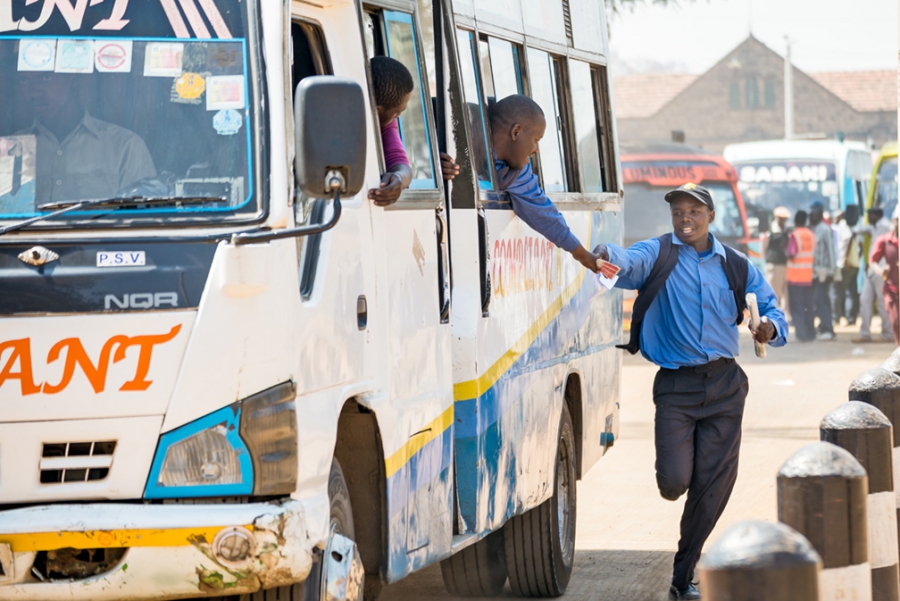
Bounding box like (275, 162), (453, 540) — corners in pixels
(0, 498), (326, 601)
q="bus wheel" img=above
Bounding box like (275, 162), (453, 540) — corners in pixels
(302, 458), (362, 601)
(504, 407), (576, 597)
(439, 529), (507, 596)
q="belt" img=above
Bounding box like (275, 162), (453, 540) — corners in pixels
(663, 357), (734, 374)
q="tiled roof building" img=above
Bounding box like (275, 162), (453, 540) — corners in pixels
(612, 37), (897, 153)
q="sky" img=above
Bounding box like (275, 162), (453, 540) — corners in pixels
(607, 0), (897, 74)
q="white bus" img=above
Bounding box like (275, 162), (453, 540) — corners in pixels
(724, 139), (873, 216)
(0, 1), (623, 600)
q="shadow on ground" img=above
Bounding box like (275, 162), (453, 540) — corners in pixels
(379, 549), (674, 601)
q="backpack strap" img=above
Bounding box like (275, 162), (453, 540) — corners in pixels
(722, 245), (749, 326)
(616, 233), (680, 355)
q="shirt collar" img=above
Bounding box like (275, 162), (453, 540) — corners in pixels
(31, 110), (100, 141)
(671, 232), (727, 259)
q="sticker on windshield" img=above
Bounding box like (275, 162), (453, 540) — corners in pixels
(18, 39), (57, 72)
(144, 42), (184, 77)
(175, 73), (206, 100)
(97, 251), (146, 268)
(95, 41), (133, 73)
(206, 75), (245, 111)
(213, 109), (242, 136)
(56, 40), (95, 74)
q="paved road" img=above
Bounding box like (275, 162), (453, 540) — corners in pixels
(381, 324), (897, 601)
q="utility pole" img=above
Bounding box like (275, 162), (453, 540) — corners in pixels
(784, 37), (793, 140)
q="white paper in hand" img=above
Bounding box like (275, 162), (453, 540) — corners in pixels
(594, 272), (619, 291)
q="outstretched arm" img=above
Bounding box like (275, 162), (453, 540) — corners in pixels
(593, 239), (660, 291)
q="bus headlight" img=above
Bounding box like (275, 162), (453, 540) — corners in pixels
(145, 406), (253, 498)
(144, 382), (298, 499)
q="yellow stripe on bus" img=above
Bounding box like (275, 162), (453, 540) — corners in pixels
(384, 404), (455, 479)
(0, 525), (253, 552)
(452, 271), (586, 402)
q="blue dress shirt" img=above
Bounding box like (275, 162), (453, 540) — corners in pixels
(607, 234), (789, 368)
(495, 157), (580, 252)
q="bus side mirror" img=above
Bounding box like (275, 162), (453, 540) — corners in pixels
(294, 76), (367, 198)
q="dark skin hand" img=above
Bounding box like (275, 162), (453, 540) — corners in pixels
(440, 152), (459, 180)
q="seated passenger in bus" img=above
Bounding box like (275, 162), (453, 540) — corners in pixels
(18, 72), (156, 205)
(490, 95), (600, 273)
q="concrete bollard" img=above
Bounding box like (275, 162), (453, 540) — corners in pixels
(698, 520), (821, 601)
(881, 348), (900, 376)
(778, 441), (870, 601)
(822, 402), (900, 601)
(850, 367), (900, 563)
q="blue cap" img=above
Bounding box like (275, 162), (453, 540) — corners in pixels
(809, 199), (825, 210)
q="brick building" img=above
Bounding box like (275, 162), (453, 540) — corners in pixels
(613, 36), (897, 153)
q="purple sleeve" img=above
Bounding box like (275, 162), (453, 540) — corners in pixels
(381, 121), (410, 171)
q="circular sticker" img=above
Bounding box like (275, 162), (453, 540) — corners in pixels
(175, 73), (206, 100)
(21, 40), (54, 70)
(213, 109), (243, 136)
(97, 43), (128, 71)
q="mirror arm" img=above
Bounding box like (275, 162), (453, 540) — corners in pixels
(231, 171), (347, 246)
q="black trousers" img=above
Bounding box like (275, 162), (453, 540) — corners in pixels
(653, 358), (748, 589)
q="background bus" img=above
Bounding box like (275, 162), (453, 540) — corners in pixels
(619, 144), (751, 329)
(867, 141), (898, 217)
(621, 143), (750, 250)
(724, 139), (873, 218)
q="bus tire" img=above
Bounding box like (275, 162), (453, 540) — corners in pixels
(439, 529), (507, 596)
(503, 407), (576, 597)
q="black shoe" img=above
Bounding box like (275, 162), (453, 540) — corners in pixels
(669, 583), (701, 600)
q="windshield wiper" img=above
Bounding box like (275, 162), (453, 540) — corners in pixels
(0, 196), (227, 237)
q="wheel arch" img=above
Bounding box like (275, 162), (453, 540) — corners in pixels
(334, 398), (387, 601)
(563, 370), (584, 479)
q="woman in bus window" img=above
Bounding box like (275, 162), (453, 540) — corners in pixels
(368, 56), (459, 206)
(368, 56), (414, 206)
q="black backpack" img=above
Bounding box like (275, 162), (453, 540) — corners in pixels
(617, 233), (749, 355)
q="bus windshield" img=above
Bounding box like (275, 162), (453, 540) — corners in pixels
(0, 0), (261, 224)
(734, 160), (839, 214)
(874, 156), (898, 218)
(623, 182), (745, 245)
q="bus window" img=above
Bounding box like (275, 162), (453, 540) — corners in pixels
(876, 156), (898, 217)
(706, 183), (744, 239)
(291, 21), (332, 300)
(383, 11), (436, 189)
(592, 65), (618, 193)
(569, 59), (602, 193)
(291, 21), (331, 95)
(363, 9), (437, 190)
(526, 47), (568, 193)
(486, 37), (522, 101)
(456, 29), (493, 190)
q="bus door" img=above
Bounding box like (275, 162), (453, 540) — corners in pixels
(358, 1), (455, 579)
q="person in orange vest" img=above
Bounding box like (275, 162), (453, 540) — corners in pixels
(787, 210), (816, 342)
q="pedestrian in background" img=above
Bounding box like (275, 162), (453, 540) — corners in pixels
(787, 210), (816, 342)
(765, 206), (791, 316)
(809, 200), (836, 340)
(595, 183), (788, 601)
(833, 206), (861, 326)
(855, 207), (894, 343)
(870, 206), (900, 345)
